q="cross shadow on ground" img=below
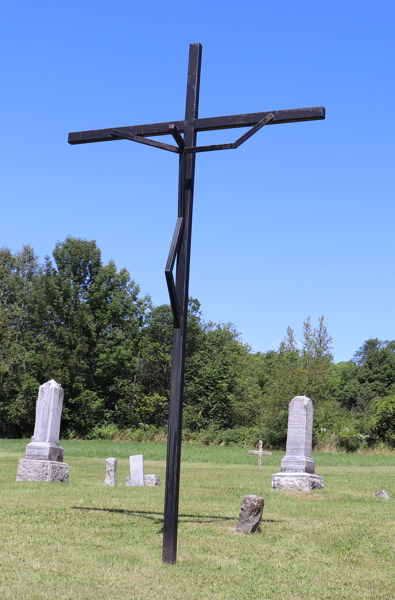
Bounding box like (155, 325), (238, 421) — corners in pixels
(72, 506), (282, 534)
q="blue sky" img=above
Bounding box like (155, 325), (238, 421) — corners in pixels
(1, 1), (394, 362)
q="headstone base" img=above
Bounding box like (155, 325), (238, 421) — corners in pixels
(24, 441), (64, 462)
(125, 474), (160, 486)
(16, 459), (69, 483)
(272, 472), (324, 491)
(280, 456), (316, 474)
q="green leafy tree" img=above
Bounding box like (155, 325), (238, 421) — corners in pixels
(353, 339), (395, 406)
(371, 395), (395, 446)
(184, 322), (251, 431)
(0, 246), (42, 435)
(279, 326), (298, 353)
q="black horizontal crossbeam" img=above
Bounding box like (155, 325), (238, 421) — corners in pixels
(68, 106), (325, 145)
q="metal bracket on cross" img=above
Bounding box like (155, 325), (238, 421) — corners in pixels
(112, 115), (274, 329)
(165, 217), (184, 329)
(183, 113), (275, 153)
(110, 129), (180, 153)
(110, 113), (274, 155)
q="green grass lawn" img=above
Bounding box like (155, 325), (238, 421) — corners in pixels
(0, 440), (394, 600)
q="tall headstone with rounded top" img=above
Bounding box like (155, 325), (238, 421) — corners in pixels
(272, 395), (324, 491)
(16, 380), (69, 482)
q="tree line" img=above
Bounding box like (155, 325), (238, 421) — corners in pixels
(0, 237), (394, 449)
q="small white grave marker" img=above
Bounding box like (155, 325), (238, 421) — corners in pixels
(248, 440), (272, 469)
(125, 454), (160, 486)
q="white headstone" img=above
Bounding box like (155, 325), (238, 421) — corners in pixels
(17, 380), (69, 483)
(280, 396), (315, 474)
(124, 456), (160, 486)
(272, 396), (324, 491)
(25, 380), (65, 462)
(130, 454), (144, 486)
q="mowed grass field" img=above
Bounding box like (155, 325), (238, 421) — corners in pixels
(0, 440), (394, 600)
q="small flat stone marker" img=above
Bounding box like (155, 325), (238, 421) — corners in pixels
(17, 380), (69, 483)
(104, 458), (117, 486)
(248, 440), (272, 469)
(375, 490), (391, 499)
(236, 495), (265, 534)
(144, 474), (160, 486)
(272, 395), (324, 491)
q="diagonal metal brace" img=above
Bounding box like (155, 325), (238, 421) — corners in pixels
(165, 217), (184, 329)
(184, 113), (274, 153)
(110, 129), (180, 153)
(168, 124), (185, 149)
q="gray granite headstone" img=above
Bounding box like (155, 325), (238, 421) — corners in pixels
(272, 395), (324, 491)
(104, 458), (117, 486)
(236, 495), (265, 534)
(17, 380), (69, 483)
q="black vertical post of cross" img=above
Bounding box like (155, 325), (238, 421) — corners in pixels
(68, 43), (325, 565)
(162, 43), (201, 564)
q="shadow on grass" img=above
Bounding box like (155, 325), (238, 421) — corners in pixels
(72, 506), (282, 528)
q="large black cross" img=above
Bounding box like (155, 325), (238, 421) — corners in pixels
(69, 43), (325, 564)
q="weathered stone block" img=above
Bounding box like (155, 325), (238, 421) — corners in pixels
(125, 474), (161, 486)
(280, 455), (316, 474)
(104, 458), (117, 486)
(16, 459), (69, 483)
(236, 495), (264, 534)
(272, 472), (324, 491)
(24, 441), (64, 462)
(144, 474), (160, 486)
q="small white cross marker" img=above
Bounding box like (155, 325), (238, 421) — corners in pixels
(248, 440), (272, 469)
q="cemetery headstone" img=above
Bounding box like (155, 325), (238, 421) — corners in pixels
(248, 440), (272, 469)
(272, 395), (324, 491)
(236, 495), (265, 534)
(104, 458), (117, 486)
(125, 455), (161, 486)
(130, 454), (144, 486)
(16, 380), (69, 483)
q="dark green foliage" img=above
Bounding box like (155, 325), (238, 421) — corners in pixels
(0, 238), (394, 449)
(371, 395), (395, 446)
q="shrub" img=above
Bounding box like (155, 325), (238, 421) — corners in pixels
(371, 395), (395, 447)
(336, 428), (363, 452)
